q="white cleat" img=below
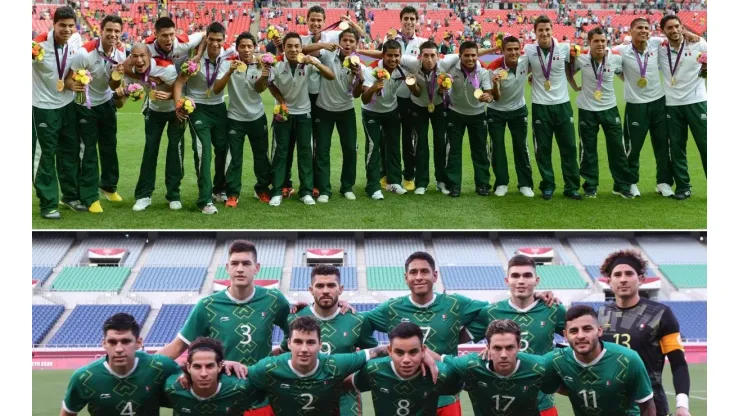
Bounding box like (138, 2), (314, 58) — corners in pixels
(414, 187), (426, 195)
(436, 181), (450, 195)
(169, 201), (183, 210)
(630, 184), (642, 197)
(301, 195), (316, 205)
(201, 203), (218, 214)
(386, 184), (407, 194)
(519, 187), (535, 197)
(655, 183), (675, 197)
(343, 192), (357, 200)
(317, 195), (329, 203)
(494, 185), (508, 197)
(269, 196), (282, 206)
(371, 190), (384, 200)
(212, 193), (227, 203)
(132, 197), (152, 212)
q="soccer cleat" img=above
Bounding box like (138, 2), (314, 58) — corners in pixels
(519, 187), (535, 197)
(612, 190), (634, 199)
(317, 195), (329, 203)
(380, 176), (388, 188)
(436, 182), (450, 195)
(42, 210), (61, 219)
(564, 191), (583, 201)
(584, 189), (597, 199)
(343, 192), (357, 200)
(656, 183), (675, 197)
(673, 190), (691, 200)
(301, 195), (316, 205)
(282, 187), (296, 199)
(386, 184), (407, 194)
(169, 201), (183, 210)
(449, 187), (461, 198)
(201, 203), (218, 214)
(414, 187), (426, 195)
(60, 200), (87, 211)
(88, 201), (103, 213)
(630, 184), (642, 197)
(102, 190), (123, 202)
(494, 185), (508, 197)
(371, 190), (384, 200)
(254, 192), (270, 203)
(225, 197), (238, 208)
(132, 197), (152, 211)
(312, 188), (319, 198)
(269, 196), (282, 206)
(541, 190), (553, 200)
(475, 186), (490, 196)
(402, 179), (416, 192)
(212, 192), (227, 203)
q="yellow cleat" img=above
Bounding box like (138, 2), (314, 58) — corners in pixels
(402, 179), (416, 192)
(102, 190), (123, 202)
(88, 201), (103, 213)
(380, 176), (388, 188)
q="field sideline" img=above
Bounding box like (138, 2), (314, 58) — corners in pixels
(32, 362), (707, 415)
(31, 78), (707, 229)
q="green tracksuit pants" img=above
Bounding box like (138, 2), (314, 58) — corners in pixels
(187, 102), (228, 208)
(577, 107), (631, 194)
(409, 102), (448, 188)
(313, 106), (358, 196)
(531, 102), (580, 194)
(362, 108), (401, 196)
(666, 101), (707, 194)
(624, 96), (673, 186)
(271, 113), (313, 198)
(283, 93), (317, 189)
(134, 109), (185, 202)
(32, 102), (80, 215)
(487, 105), (533, 189)
(225, 115), (271, 197)
(398, 96), (415, 182)
(444, 109), (491, 190)
(76, 99), (119, 206)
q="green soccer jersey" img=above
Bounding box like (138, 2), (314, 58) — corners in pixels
(63, 351), (181, 416)
(280, 307), (378, 416)
(466, 299), (567, 411)
(352, 357), (463, 416)
(442, 352), (560, 416)
(247, 351), (369, 416)
(163, 373), (263, 415)
(550, 342), (654, 416)
(363, 293), (487, 408)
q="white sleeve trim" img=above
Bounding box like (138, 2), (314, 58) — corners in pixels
(62, 400), (79, 414)
(364, 349), (371, 362)
(635, 392), (654, 404)
(464, 327), (474, 342)
(440, 354), (448, 362)
(177, 333), (192, 346)
(351, 372), (359, 391)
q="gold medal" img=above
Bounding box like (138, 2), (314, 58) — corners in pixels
(149, 90), (157, 101)
(339, 21), (349, 30)
(428, 103), (435, 113)
(594, 90), (603, 101)
(637, 77), (648, 88)
(236, 62), (247, 73)
(206, 89), (212, 98)
(499, 70), (508, 80)
(296, 53), (305, 64)
(56, 79), (65, 92)
(111, 70), (122, 81)
(671, 77), (676, 87)
(388, 28), (397, 38)
(473, 89), (483, 99)
(544, 80), (551, 91)
(405, 75), (416, 86)
(350, 55), (360, 65)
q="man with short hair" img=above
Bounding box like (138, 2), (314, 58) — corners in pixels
(657, 15), (707, 200)
(568, 27), (633, 199)
(68, 15), (126, 214)
(32, 6), (84, 219)
(524, 15), (581, 200)
(60, 313), (181, 415)
(552, 305), (657, 415)
(597, 250), (691, 416)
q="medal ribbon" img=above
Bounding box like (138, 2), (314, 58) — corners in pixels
(154, 42), (171, 60)
(321, 21), (342, 32)
(54, 41), (69, 83)
(345, 54), (361, 96)
(426, 67), (437, 104)
(397, 31), (414, 47)
(631, 43), (648, 79)
(205, 57), (221, 90)
(97, 39), (119, 65)
(462, 64), (480, 90)
(536, 40), (555, 82)
(666, 39), (685, 80)
(590, 57), (604, 91)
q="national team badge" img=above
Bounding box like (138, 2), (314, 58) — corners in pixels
(262, 312), (266, 318)
(146, 386), (150, 391)
(343, 332), (348, 337)
(523, 386), (528, 391)
(639, 324), (645, 330)
(606, 380), (611, 386)
(540, 321), (546, 327)
(442, 314), (447, 320)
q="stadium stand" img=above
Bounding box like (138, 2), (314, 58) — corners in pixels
(145, 237), (216, 266)
(48, 304), (150, 347)
(659, 264), (707, 289)
(32, 305), (65, 346)
(66, 235), (146, 267)
(499, 236), (575, 264)
(131, 267), (208, 292)
(290, 266), (358, 291)
(365, 236), (425, 266)
(294, 236), (357, 266)
(144, 304), (194, 347)
(637, 235), (707, 265)
(433, 237), (502, 266)
(567, 236), (636, 266)
(536, 265), (589, 289)
(367, 266), (407, 291)
(439, 266), (507, 290)
(32, 234), (74, 267)
(50, 267), (132, 292)
(32, 266), (54, 287)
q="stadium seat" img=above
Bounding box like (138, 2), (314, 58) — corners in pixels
(48, 304), (150, 347)
(659, 264), (707, 289)
(50, 267), (132, 292)
(439, 266), (507, 290)
(367, 267), (407, 290)
(144, 304), (194, 347)
(293, 236), (357, 266)
(536, 265), (588, 289)
(637, 236), (707, 265)
(32, 266), (54, 286)
(32, 234), (74, 267)
(145, 237), (215, 266)
(32, 305), (65, 346)
(67, 236), (146, 267)
(567, 237), (635, 266)
(289, 267), (358, 291)
(433, 237), (502, 266)
(130, 267), (207, 292)
(365, 237), (425, 266)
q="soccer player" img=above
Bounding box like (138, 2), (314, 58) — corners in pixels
(567, 27), (633, 198)
(487, 36), (535, 198)
(172, 22), (231, 215)
(439, 41), (493, 198)
(524, 15), (581, 200)
(164, 337), (264, 415)
(146, 16), (205, 67)
(214, 32), (272, 207)
(439, 320), (561, 416)
(361, 39), (411, 199)
(658, 15), (707, 200)
(60, 313), (181, 415)
(552, 305), (656, 416)
(277, 264), (377, 415)
(363, 251), (490, 415)
(67, 15), (126, 214)
(267, 33), (336, 207)
(351, 322), (463, 415)
(32, 6), (84, 219)
(597, 250), (691, 416)
(246, 316), (390, 415)
(463, 254), (566, 416)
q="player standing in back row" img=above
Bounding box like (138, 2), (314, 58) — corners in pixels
(597, 250), (691, 416)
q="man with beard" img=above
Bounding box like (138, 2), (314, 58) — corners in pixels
(278, 264), (378, 416)
(32, 6), (84, 219)
(596, 250), (691, 416)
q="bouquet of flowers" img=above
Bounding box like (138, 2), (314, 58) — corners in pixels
(570, 44), (581, 61)
(181, 59), (200, 76)
(126, 83), (145, 101)
(261, 53), (275, 66)
(372, 67), (390, 97)
(73, 69), (93, 109)
(266, 25), (280, 41)
(697, 52), (707, 78)
(273, 103), (289, 122)
(32, 41), (44, 62)
(437, 72), (452, 90)
(343, 54), (361, 69)
(495, 31), (505, 50)
(176, 97), (196, 115)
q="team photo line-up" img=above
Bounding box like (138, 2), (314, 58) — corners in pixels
(59, 240), (691, 416)
(32, 5), (707, 218)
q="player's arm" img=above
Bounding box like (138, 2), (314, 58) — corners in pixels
(356, 49), (383, 59)
(339, 15), (367, 38)
(65, 49), (87, 93)
(347, 363), (371, 392)
(267, 82), (286, 105)
(158, 300), (207, 359)
(310, 56), (334, 81)
(60, 369), (88, 416)
(435, 362), (464, 395)
(301, 42), (334, 56)
(360, 300), (390, 332)
(638, 399), (657, 416)
(565, 58), (581, 91)
(171, 73), (190, 105)
(628, 350), (657, 416)
(658, 308), (691, 414)
(491, 70), (502, 101)
(350, 64), (365, 98)
(213, 59), (235, 94)
(356, 314), (380, 349)
(461, 305), (493, 343)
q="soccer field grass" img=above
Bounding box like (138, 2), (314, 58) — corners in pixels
(32, 362), (707, 415)
(31, 78), (707, 230)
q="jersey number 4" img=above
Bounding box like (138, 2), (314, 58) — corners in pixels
(120, 401), (135, 416)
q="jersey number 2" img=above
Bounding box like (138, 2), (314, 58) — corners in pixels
(300, 393), (316, 410)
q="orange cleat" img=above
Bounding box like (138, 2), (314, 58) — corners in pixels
(225, 196), (238, 208)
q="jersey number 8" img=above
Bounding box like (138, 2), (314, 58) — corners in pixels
(396, 399), (411, 416)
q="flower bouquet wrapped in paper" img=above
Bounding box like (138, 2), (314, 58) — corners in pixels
(32, 41), (45, 62)
(181, 59), (200, 76)
(266, 25), (280, 41)
(273, 103), (289, 122)
(176, 97), (196, 114)
(73, 69), (93, 109)
(126, 83), (145, 101)
(372, 67), (390, 97)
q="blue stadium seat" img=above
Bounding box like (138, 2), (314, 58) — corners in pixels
(48, 305), (150, 347)
(131, 267), (207, 292)
(32, 266), (53, 286)
(584, 265), (658, 280)
(440, 266), (507, 290)
(32, 305), (64, 346)
(145, 304), (194, 346)
(289, 267), (358, 291)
